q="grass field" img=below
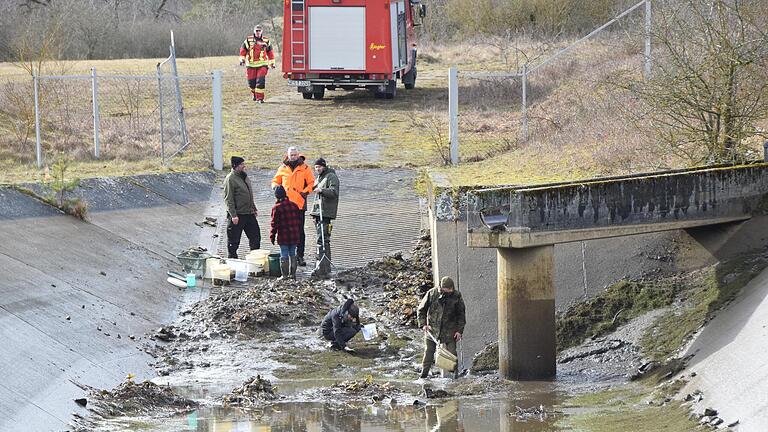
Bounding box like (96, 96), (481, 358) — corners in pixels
(2, 36), (763, 186)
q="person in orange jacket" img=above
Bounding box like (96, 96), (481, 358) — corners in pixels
(239, 24), (276, 103)
(271, 146), (315, 266)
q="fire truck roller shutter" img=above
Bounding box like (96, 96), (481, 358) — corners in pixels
(390, 1), (407, 71)
(309, 7), (366, 71)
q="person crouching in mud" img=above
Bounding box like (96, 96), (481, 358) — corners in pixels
(321, 299), (361, 353)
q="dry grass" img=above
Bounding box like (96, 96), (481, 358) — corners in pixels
(2, 34), (763, 186)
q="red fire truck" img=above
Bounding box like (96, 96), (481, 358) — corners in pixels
(282, 0), (426, 99)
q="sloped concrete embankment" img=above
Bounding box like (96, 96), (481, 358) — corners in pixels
(681, 264), (768, 431)
(0, 172), (215, 431)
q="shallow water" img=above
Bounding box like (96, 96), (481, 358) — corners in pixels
(144, 379), (572, 432)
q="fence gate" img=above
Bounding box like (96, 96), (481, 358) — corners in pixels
(157, 32), (190, 165)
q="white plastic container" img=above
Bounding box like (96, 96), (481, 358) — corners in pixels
(247, 249), (272, 268)
(203, 257), (221, 279)
(211, 263), (231, 282)
(361, 323), (378, 341)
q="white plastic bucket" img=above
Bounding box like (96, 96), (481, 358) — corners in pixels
(247, 249), (271, 268)
(211, 264), (231, 282)
(361, 323), (378, 341)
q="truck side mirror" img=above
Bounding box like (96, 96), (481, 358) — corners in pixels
(419, 4), (427, 19)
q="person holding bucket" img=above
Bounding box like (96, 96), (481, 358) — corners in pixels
(269, 185), (302, 279)
(417, 276), (466, 379)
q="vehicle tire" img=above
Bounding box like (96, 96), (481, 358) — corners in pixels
(384, 81), (397, 99)
(313, 87), (325, 99)
(403, 51), (417, 89)
(302, 92), (313, 100)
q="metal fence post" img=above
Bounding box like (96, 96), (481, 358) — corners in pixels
(521, 64), (528, 142)
(644, 0), (652, 80)
(157, 63), (165, 163)
(448, 67), (459, 165)
(212, 70), (223, 170)
(91, 67), (101, 158)
(33, 73), (42, 168)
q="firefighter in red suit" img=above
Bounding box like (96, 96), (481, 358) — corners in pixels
(239, 25), (276, 103)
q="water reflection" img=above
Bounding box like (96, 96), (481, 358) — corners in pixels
(177, 396), (563, 432)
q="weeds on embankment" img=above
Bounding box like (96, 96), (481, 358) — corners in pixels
(556, 249), (768, 362)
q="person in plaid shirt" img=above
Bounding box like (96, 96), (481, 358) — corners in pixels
(270, 185), (303, 279)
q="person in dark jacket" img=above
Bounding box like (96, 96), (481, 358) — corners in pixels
(270, 185), (303, 279)
(309, 158), (339, 279)
(321, 299), (361, 352)
(417, 276), (466, 379)
(224, 156), (260, 259)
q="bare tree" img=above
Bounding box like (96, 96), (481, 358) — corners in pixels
(623, 0), (768, 164)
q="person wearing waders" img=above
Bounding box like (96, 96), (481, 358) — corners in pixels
(321, 299), (361, 352)
(417, 276), (466, 379)
(224, 156), (260, 259)
(269, 185), (302, 279)
(309, 158), (339, 279)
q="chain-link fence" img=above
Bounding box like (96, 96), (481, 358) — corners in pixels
(448, 0), (652, 165)
(0, 63), (222, 177)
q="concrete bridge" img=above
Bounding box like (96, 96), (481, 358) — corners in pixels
(466, 163), (768, 380)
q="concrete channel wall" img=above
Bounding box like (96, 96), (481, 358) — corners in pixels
(427, 166), (768, 370)
(0, 172), (216, 432)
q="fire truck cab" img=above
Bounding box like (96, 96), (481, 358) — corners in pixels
(282, 0), (426, 99)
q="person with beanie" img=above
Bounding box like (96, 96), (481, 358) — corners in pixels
(269, 185), (303, 279)
(320, 298), (361, 352)
(309, 157), (339, 279)
(416, 276), (466, 379)
(223, 156), (260, 259)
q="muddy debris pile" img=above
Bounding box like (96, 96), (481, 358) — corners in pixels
(223, 375), (278, 408)
(471, 342), (498, 374)
(180, 278), (335, 338)
(338, 233), (433, 327)
(74, 379), (197, 420)
(325, 376), (402, 403)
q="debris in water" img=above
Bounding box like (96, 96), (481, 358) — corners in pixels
(507, 404), (562, 422)
(72, 379), (196, 421)
(223, 375), (278, 407)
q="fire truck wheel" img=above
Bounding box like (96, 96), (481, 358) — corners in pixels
(313, 87), (325, 99)
(404, 66), (417, 89)
(302, 92), (313, 100)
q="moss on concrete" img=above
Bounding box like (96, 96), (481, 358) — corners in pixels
(560, 384), (701, 432)
(560, 402), (700, 432)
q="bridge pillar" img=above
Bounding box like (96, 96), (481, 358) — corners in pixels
(497, 245), (556, 380)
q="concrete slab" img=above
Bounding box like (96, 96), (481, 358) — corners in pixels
(0, 172), (215, 431)
(467, 164), (768, 248)
(681, 266), (768, 431)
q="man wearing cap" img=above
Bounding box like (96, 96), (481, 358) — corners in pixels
(271, 146), (315, 266)
(417, 276), (466, 379)
(321, 298), (361, 352)
(309, 158), (339, 279)
(239, 24), (276, 103)
(223, 156), (260, 259)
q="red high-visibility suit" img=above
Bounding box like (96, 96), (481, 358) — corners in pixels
(239, 33), (276, 102)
